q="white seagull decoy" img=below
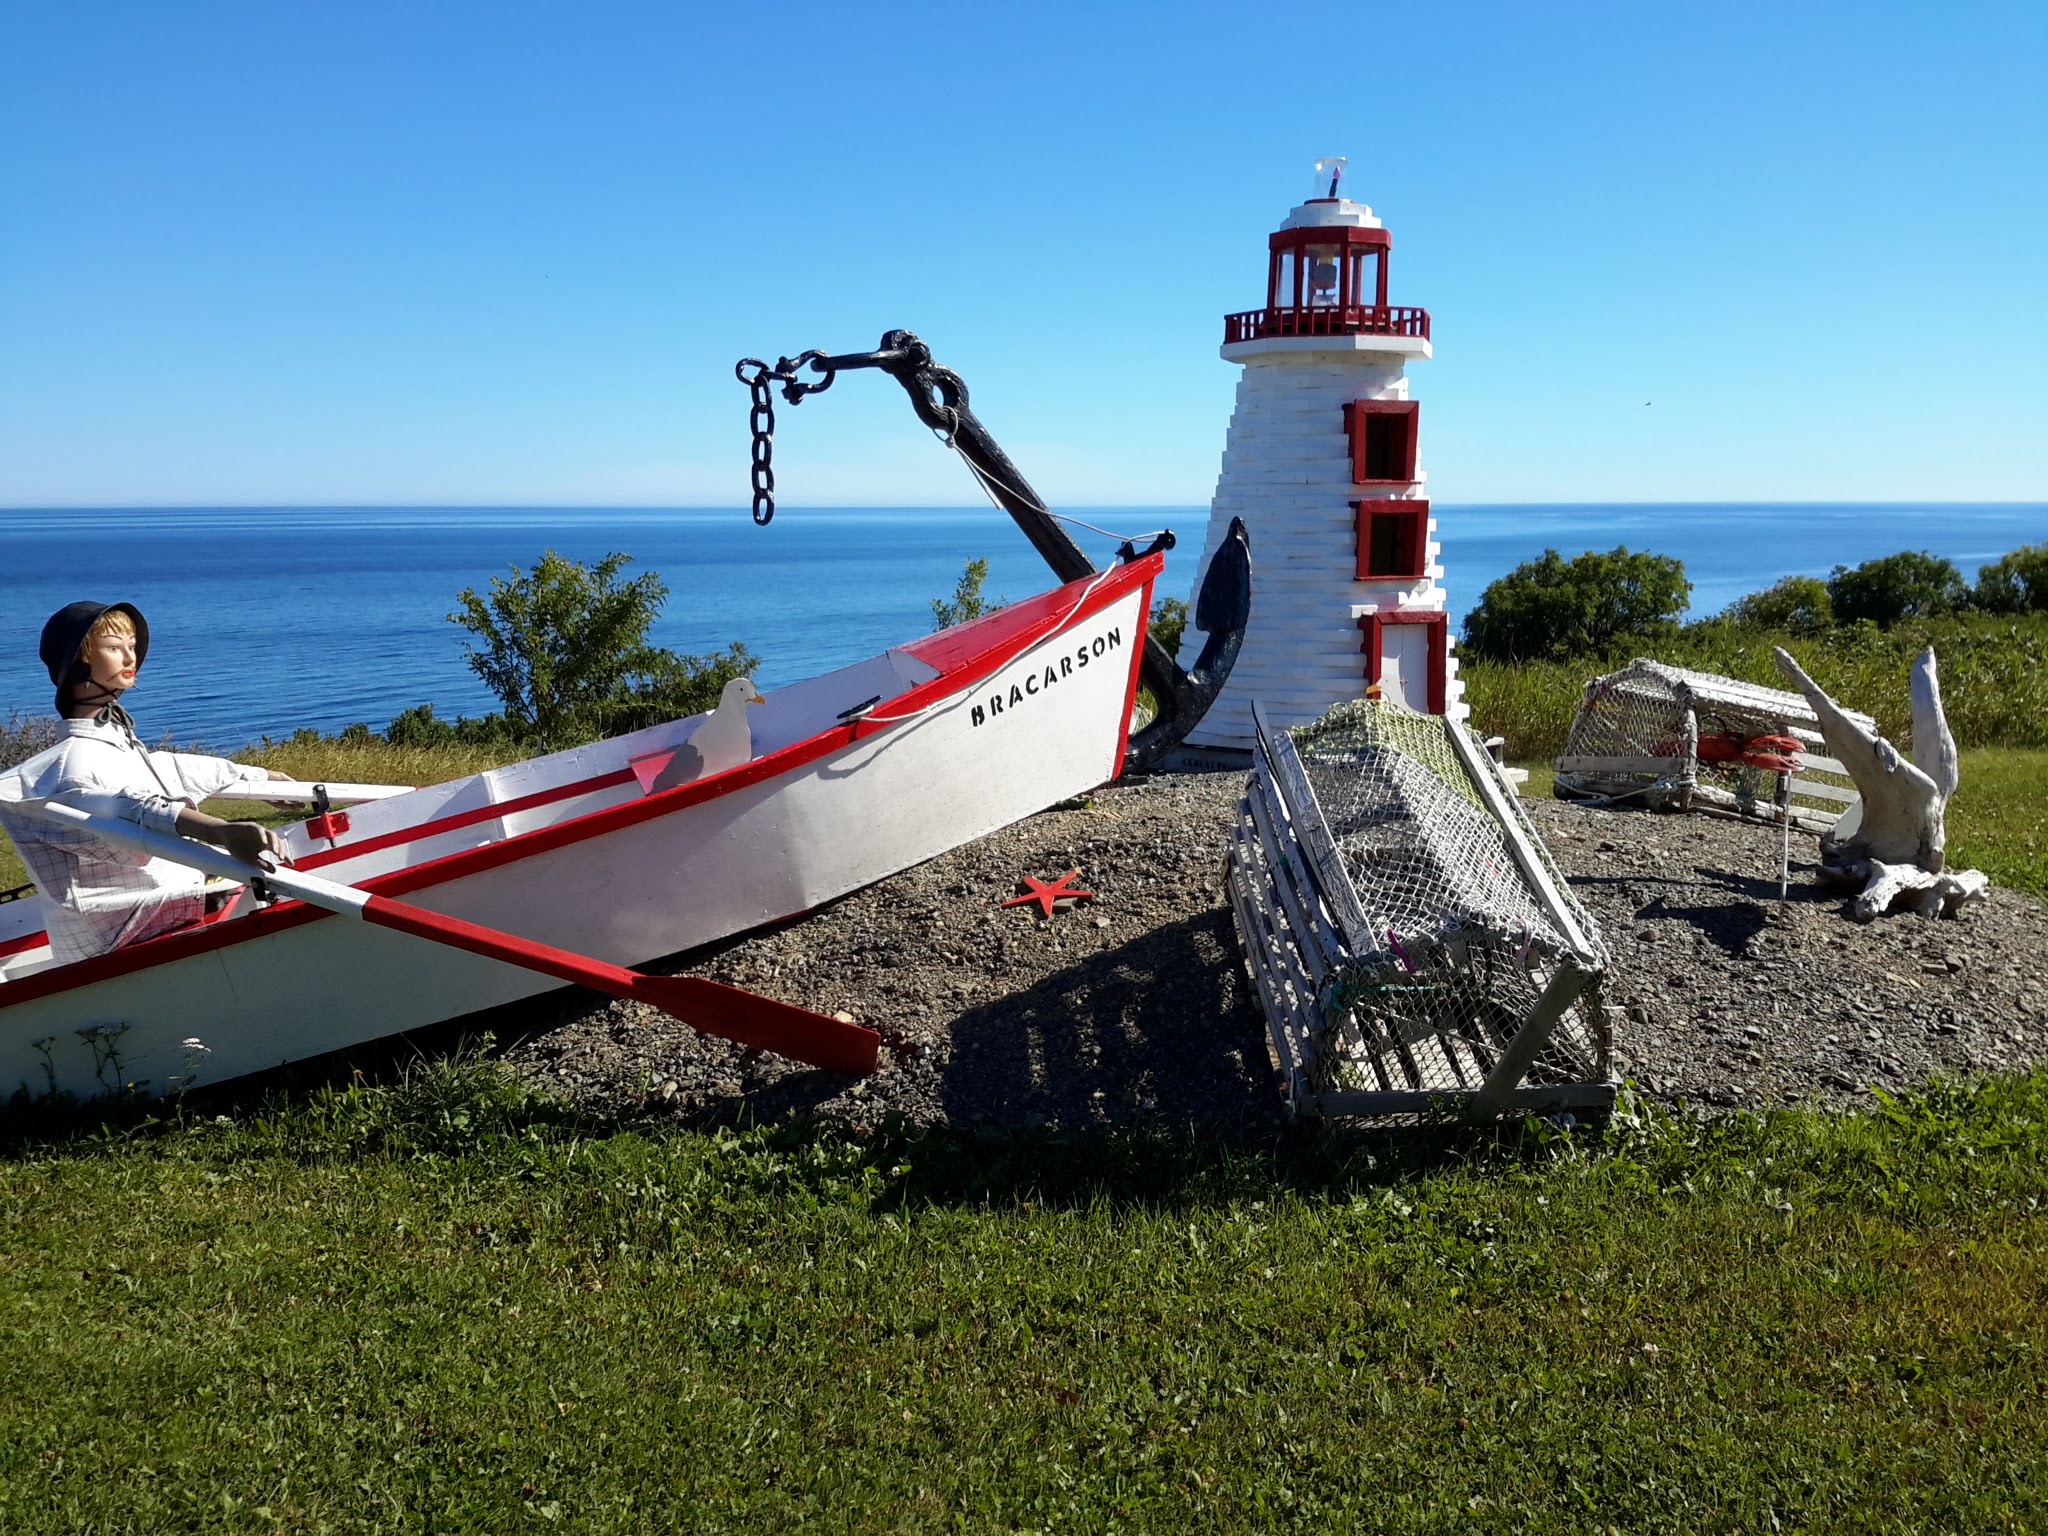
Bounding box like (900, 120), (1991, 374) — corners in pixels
(652, 677), (766, 791)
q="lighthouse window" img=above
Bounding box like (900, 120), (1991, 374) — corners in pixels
(1344, 400), (1419, 485)
(1354, 500), (1429, 581)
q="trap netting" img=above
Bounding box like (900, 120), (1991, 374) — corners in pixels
(1554, 659), (1866, 832)
(1229, 699), (1613, 1121)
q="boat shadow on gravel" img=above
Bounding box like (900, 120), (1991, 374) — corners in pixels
(932, 909), (1282, 1136)
(596, 907), (1289, 1143)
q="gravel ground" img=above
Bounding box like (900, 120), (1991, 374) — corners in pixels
(499, 773), (2048, 1129)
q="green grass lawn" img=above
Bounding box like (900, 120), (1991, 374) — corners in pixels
(2, 1065), (2044, 1532)
(1947, 747), (2048, 897)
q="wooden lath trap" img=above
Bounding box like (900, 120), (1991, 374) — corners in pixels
(1554, 659), (1870, 833)
(1229, 700), (1613, 1122)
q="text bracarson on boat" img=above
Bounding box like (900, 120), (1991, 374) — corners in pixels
(969, 626), (1124, 729)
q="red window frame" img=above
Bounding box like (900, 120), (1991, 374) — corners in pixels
(1352, 498), (1430, 581)
(1357, 609), (1448, 714)
(1343, 399), (1419, 485)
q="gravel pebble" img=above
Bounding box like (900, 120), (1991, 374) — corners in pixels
(499, 774), (2048, 1127)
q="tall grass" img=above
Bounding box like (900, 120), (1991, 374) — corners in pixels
(237, 732), (518, 788)
(1464, 610), (2048, 761)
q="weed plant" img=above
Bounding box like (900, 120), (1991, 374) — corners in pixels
(2, 1058), (2043, 1531)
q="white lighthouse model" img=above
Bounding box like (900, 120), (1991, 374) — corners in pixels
(1176, 160), (1467, 758)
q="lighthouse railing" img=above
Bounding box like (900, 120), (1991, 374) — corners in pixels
(1224, 304), (1431, 345)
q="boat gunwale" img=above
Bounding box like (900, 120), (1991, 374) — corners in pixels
(0, 556), (1160, 1013)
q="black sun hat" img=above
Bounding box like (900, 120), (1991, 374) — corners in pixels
(39, 601), (150, 713)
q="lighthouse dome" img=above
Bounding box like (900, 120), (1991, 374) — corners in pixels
(1280, 197), (1383, 231)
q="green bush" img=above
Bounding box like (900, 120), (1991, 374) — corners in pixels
(453, 550), (759, 750)
(1462, 546), (1691, 663)
(1975, 542), (2048, 614)
(1827, 550), (1969, 627)
(1149, 595), (1189, 658)
(1720, 573), (1832, 633)
(384, 702), (522, 749)
(931, 558), (993, 631)
(1, 709), (60, 771)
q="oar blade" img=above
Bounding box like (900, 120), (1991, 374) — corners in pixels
(360, 896), (880, 1075)
(631, 975), (881, 1076)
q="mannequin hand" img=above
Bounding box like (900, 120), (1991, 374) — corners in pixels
(216, 821), (289, 870)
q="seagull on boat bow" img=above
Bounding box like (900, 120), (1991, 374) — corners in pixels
(652, 677), (766, 791)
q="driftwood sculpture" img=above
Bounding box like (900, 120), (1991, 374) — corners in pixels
(1771, 646), (1988, 922)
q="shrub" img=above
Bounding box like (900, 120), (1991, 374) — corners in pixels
(602, 642), (760, 738)
(384, 703), (522, 749)
(1461, 546), (1691, 664)
(1721, 574), (1833, 633)
(1, 710), (61, 771)
(452, 550), (759, 750)
(1975, 543), (2048, 614)
(1826, 550), (1969, 627)
(1149, 595), (1189, 658)
(932, 558), (992, 631)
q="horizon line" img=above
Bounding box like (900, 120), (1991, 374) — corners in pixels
(3, 498), (2043, 514)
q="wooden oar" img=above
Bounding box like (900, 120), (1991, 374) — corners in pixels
(207, 780), (415, 803)
(16, 800), (880, 1075)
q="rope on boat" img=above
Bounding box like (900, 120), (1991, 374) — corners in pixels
(828, 430), (1164, 731)
(945, 437), (1172, 553)
(847, 562), (1125, 728)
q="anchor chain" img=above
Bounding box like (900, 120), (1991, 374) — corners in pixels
(735, 360), (779, 525)
(734, 352), (837, 525)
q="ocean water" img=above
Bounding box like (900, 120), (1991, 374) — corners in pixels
(1, 502), (2040, 748)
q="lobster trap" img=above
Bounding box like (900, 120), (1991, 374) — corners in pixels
(1554, 659), (1868, 833)
(1229, 700), (1613, 1122)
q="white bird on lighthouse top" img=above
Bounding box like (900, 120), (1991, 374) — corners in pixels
(652, 677), (766, 791)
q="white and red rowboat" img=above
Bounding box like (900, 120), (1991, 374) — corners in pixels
(0, 555), (1162, 1101)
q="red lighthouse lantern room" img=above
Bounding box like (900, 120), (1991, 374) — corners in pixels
(1222, 159), (1431, 346)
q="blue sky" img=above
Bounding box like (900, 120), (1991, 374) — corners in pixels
(2, 1), (2042, 508)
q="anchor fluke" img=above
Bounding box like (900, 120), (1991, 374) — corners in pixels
(1123, 517), (1253, 775)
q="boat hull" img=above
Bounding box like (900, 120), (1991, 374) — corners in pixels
(2, 561), (1156, 1100)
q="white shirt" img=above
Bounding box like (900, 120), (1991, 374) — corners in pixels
(0, 715), (268, 963)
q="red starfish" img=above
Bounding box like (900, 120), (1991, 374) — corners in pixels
(1002, 868), (1096, 918)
